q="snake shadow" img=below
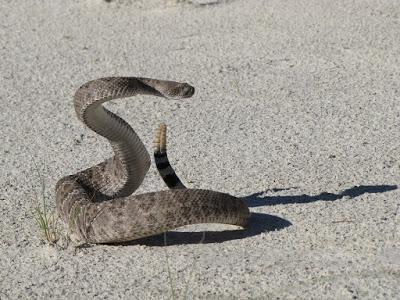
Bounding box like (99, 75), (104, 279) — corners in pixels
(243, 184), (398, 207)
(121, 212), (291, 246)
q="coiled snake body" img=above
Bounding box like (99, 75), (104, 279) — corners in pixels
(55, 77), (250, 243)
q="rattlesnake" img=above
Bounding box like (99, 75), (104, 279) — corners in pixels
(55, 77), (250, 243)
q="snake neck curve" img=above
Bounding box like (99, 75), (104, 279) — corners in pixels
(73, 78), (158, 198)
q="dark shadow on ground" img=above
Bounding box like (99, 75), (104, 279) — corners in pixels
(119, 213), (291, 246)
(243, 185), (398, 207)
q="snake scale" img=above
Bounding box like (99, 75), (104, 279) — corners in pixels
(55, 77), (250, 243)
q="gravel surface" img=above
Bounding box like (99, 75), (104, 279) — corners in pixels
(1, 0), (399, 299)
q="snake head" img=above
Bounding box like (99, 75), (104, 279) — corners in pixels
(138, 78), (195, 99)
(167, 82), (195, 99)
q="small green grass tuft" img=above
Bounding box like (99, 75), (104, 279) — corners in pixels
(34, 200), (59, 245)
(33, 161), (59, 245)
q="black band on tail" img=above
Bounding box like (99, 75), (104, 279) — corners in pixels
(154, 124), (186, 189)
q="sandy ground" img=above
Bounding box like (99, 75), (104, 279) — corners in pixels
(1, 0), (399, 299)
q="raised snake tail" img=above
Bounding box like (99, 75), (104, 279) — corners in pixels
(154, 123), (186, 189)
